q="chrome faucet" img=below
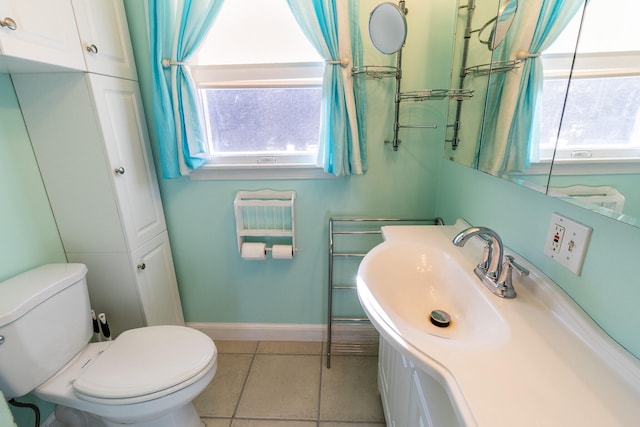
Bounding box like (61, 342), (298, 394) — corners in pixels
(452, 226), (528, 299)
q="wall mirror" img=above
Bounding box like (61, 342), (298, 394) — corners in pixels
(475, 0), (518, 51)
(369, 2), (408, 55)
(446, 0), (640, 228)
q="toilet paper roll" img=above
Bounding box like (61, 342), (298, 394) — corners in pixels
(241, 242), (267, 260)
(272, 244), (294, 259)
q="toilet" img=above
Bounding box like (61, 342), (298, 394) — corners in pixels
(0, 263), (217, 427)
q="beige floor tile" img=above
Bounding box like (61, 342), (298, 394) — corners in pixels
(235, 354), (321, 420)
(320, 356), (384, 422)
(195, 354), (253, 417)
(215, 340), (259, 354)
(257, 341), (322, 355)
(232, 419), (317, 427)
(202, 418), (232, 427)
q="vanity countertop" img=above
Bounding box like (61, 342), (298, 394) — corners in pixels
(357, 220), (640, 427)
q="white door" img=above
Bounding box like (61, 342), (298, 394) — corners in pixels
(89, 73), (167, 251)
(0, 0), (84, 69)
(72, 0), (137, 80)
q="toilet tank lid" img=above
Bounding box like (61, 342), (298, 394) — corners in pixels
(0, 264), (87, 327)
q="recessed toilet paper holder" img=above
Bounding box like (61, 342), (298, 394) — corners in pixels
(234, 190), (296, 259)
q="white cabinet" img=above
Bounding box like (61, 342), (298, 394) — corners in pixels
(13, 72), (184, 336)
(88, 73), (167, 250)
(378, 338), (462, 427)
(0, 0), (85, 70)
(378, 338), (411, 427)
(132, 232), (183, 326)
(0, 0), (136, 77)
(71, 0), (137, 79)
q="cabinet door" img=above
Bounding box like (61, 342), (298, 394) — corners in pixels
(71, 0), (137, 80)
(379, 339), (411, 427)
(11, 73), (128, 253)
(408, 370), (432, 427)
(89, 73), (167, 250)
(132, 232), (185, 326)
(0, 0), (85, 70)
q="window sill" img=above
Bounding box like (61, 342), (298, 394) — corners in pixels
(188, 164), (336, 180)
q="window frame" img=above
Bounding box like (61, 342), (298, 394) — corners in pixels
(189, 62), (328, 180)
(536, 50), (640, 173)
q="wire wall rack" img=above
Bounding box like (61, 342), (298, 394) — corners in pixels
(326, 217), (443, 368)
(351, 65), (400, 79)
(399, 89), (475, 102)
(464, 59), (522, 77)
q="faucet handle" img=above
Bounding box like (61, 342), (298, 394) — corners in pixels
(504, 255), (529, 277)
(478, 242), (492, 272)
(495, 255), (527, 299)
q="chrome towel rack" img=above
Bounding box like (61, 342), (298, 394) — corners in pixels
(326, 217), (443, 368)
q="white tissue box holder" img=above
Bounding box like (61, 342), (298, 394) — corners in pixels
(234, 190), (296, 258)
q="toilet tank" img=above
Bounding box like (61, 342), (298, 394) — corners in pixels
(0, 264), (92, 398)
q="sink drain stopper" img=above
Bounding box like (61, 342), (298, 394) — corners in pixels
(430, 310), (451, 328)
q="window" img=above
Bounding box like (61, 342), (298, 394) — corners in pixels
(190, 0), (325, 177)
(539, 0), (640, 165)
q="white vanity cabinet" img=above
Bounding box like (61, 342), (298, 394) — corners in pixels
(378, 338), (411, 427)
(71, 0), (137, 80)
(378, 338), (461, 427)
(12, 72), (184, 336)
(0, 0), (85, 71)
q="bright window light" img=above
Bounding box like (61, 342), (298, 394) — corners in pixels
(540, 0), (640, 163)
(192, 0), (324, 170)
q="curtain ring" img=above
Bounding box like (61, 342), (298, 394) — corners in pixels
(162, 58), (190, 68)
(325, 57), (350, 68)
(516, 51), (542, 60)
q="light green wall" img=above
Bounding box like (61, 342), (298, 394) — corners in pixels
(126, 1), (640, 361)
(0, 74), (63, 426)
(0, 74), (66, 281)
(437, 160), (640, 358)
(124, 0), (457, 324)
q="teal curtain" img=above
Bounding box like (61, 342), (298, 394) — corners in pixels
(479, 0), (585, 176)
(149, 0), (224, 178)
(286, 0), (366, 176)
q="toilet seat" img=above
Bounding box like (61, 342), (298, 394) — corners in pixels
(73, 325), (216, 405)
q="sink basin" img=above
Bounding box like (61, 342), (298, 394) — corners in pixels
(358, 237), (507, 346)
(356, 220), (640, 427)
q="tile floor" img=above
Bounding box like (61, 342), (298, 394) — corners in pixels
(194, 340), (387, 427)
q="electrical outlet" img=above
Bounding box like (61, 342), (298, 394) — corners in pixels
(544, 213), (592, 275)
(551, 223), (565, 253)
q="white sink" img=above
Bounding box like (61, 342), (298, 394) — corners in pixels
(357, 220), (640, 427)
(358, 236), (507, 346)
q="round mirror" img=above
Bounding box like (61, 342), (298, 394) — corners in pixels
(491, 0), (518, 50)
(369, 3), (407, 55)
(478, 0), (518, 50)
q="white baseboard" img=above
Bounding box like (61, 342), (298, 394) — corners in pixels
(187, 322), (326, 342)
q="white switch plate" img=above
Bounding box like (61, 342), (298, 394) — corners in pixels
(544, 213), (592, 275)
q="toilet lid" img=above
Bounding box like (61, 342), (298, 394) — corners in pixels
(73, 325), (216, 401)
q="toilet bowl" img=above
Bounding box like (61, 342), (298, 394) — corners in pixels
(36, 326), (217, 427)
(0, 264), (217, 427)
